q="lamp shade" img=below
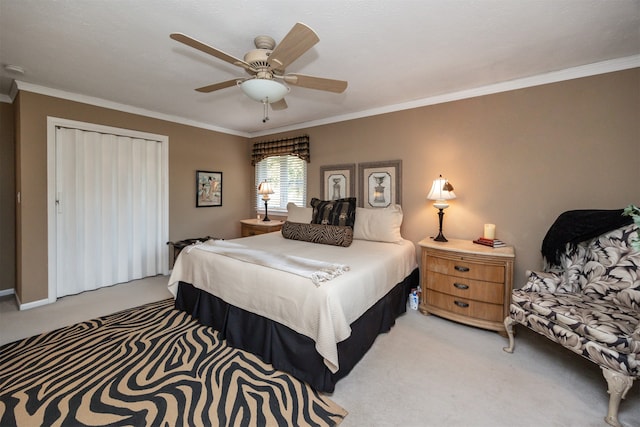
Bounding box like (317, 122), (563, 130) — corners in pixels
(240, 79), (289, 103)
(257, 180), (274, 198)
(426, 175), (456, 209)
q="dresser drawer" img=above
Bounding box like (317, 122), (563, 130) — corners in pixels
(426, 290), (504, 322)
(427, 257), (504, 283)
(426, 271), (504, 304)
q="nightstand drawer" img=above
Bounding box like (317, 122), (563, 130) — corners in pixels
(427, 257), (504, 283)
(240, 219), (284, 237)
(426, 271), (504, 304)
(241, 224), (265, 237)
(418, 238), (515, 335)
(427, 290), (504, 322)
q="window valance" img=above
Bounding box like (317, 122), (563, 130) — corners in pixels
(251, 135), (310, 166)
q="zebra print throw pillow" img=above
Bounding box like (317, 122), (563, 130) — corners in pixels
(281, 221), (354, 247)
(310, 197), (357, 228)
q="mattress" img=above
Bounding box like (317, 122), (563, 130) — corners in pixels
(168, 232), (417, 372)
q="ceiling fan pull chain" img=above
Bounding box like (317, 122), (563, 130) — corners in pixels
(262, 99), (269, 123)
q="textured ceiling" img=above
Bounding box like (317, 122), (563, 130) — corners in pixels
(1, 0), (639, 136)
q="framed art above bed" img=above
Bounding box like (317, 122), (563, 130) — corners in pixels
(358, 160), (402, 208)
(320, 164), (356, 200)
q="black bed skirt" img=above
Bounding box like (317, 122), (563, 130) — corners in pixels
(175, 267), (419, 393)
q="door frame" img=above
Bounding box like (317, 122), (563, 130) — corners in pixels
(46, 117), (169, 304)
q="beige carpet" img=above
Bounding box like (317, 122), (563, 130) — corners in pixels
(2, 277), (639, 426)
(0, 299), (347, 426)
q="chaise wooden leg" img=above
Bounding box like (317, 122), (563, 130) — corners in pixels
(602, 367), (634, 427)
(502, 316), (516, 353)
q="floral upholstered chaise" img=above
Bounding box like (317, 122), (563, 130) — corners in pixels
(503, 209), (640, 427)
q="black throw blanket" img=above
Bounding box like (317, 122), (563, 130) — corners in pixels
(541, 209), (633, 266)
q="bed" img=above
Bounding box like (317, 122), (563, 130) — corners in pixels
(168, 201), (419, 392)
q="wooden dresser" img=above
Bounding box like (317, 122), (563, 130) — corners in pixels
(240, 219), (284, 237)
(418, 238), (515, 336)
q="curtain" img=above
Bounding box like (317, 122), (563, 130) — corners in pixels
(55, 127), (163, 297)
(251, 135), (310, 165)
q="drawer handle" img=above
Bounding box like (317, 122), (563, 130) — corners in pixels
(454, 300), (469, 308)
(454, 265), (470, 272)
(453, 282), (469, 290)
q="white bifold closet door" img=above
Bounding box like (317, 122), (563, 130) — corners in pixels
(55, 127), (164, 298)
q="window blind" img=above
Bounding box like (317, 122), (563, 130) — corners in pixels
(255, 155), (307, 213)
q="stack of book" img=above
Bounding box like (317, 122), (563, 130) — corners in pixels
(473, 237), (507, 248)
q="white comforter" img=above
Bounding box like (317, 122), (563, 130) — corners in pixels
(168, 232), (417, 373)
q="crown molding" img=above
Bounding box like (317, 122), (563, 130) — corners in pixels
(10, 55), (639, 138)
(249, 55), (640, 137)
(0, 81), (15, 103)
(13, 81), (250, 137)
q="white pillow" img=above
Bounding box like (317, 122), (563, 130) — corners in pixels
(286, 202), (313, 223)
(353, 205), (403, 243)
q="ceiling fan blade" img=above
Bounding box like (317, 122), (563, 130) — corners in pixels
(170, 33), (251, 70)
(270, 99), (288, 110)
(267, 23), (319, 69)
(195, 79), (240, 93)
(283, 74), (348, 93)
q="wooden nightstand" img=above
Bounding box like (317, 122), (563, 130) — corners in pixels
(418, 238), (515, 336)
(240, 219), (285, 237)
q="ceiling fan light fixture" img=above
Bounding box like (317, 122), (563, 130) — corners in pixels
(240, 79), (289, 103)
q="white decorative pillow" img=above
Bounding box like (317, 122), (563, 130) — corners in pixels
(353, 205), (403, 243)
(286, 202), (313, 223)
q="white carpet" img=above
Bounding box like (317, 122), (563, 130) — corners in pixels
(332, 308), (640, 427)
(1, 277), (638, 427)
(0, 275), (173, 345)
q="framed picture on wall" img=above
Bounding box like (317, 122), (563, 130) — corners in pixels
(358, 160), (402, 208)
(196, 170), (222, 207)
(320, 164), (356, 200)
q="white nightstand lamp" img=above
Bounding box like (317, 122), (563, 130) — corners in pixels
(257, 180), (275, 222)
(426, 174), (456, 242)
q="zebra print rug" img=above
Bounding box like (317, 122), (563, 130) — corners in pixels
(0, 299), (347, 426)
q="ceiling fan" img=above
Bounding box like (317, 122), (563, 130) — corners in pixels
(170, 22), (348, 120)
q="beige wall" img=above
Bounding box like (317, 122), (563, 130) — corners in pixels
(253, 69), (640, 285)
(0, 101), (16, 292)
(8, 68), (640, 305)
(14, 91), (251, 304)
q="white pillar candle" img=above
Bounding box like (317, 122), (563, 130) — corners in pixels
(484, 224), (496, 240)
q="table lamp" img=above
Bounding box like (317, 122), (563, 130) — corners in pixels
(257, 180), (275, 221)
(426, 174), (456, 242)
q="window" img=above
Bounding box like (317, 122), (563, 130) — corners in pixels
(255, 155), (307, 213)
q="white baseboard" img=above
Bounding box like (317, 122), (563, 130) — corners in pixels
(18, 296), (51, 311)
(1, 289), (52, 310)
(0, 288), (15, 297)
